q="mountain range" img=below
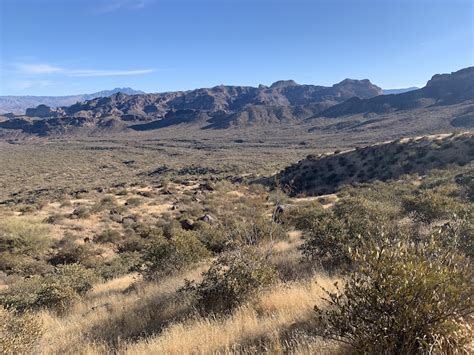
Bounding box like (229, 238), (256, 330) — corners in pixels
(0, 88), (145, 114)
(0, 67), (472, 136)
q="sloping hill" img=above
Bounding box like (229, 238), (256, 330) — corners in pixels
(276, 132), (474, 196)
(319, 67), (474, 118)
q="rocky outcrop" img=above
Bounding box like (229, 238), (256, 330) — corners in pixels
(319, 67), (474, 118)
(26, 104), (63, 118)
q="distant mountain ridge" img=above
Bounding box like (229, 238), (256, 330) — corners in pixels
(0, 78), (383, 135)
(0, 88), (145, 114)
(0, 67), (473, 136)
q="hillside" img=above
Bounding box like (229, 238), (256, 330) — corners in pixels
(0, 88), (145, 115)
(319, 67), (474, 117)
(277, 132), (474, 196)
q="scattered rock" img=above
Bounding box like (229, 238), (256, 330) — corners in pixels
(180, 218), (194, 230)
(200, 182), (215, 191)
(199, 214), (216, 224)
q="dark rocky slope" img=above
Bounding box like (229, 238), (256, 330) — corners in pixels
(276, 132), (474, 196)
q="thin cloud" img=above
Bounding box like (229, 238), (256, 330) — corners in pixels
(12, 80), (55, 90)
(16, 63), (64, 75)
(94, 0), (150, 14)
(14, 63), (154, 77)
(70, 69), (154, 77)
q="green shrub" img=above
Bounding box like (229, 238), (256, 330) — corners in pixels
(0, 306), (43, 354)
(0, 264), (96, 313)
(142, 229), (210, 279)
(95, 229), (122, 244)
(182, 248), (277, 315)
(194, 222), (229, 253)
(0, 218), (51, 255)
(97, 253), (142, 280)
(0, 253), (53, 276)
(71, 206), (90, 219)
(314, 232), (473, 354)
(54, 264), (96, 296)
(0, 277), (42, 312)
(117, 235), (148, 253)
(49, 240), (102, 266)
(300, 214), (352, 271)
(125, 197), (143, 207)
(34, 281), (79, 313)
(402, 190), (465, 223)
(227, 215), (286, 246)
(282, 202), (326, 231)
(333, 196), (399, 234)
(432, 214), (474, 259)
(300, 197), (400, 271)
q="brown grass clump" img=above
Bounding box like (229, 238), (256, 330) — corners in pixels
(37, 266), (208, 354)
(122, 274), (339, 354)
(0, 306), (43, 354)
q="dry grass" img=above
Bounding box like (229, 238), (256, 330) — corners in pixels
(38, 266), (208, 354)
(31, 267), (339, 354)
(89, 273), (140, 298)
(121, 274), (339, 354)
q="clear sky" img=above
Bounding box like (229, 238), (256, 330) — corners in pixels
(0, 0), (473, 95)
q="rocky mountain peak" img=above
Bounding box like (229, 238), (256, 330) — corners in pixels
(270, 80), (299, 88)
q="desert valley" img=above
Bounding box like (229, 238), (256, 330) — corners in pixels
(0, 65), (473, 354)
(1, 0), (473, 353)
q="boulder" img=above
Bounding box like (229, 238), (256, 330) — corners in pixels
(199, 214), (216, 224)
(180, 218), (194, 230)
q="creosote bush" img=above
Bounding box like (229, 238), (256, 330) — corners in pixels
(226, 215), (286, 246)
(402, 190), (466, 223)
(194, 221), (229, 253)
(300, 197), (401, 271)
(0, 218), (52, 255)
(181, 248), (277, 315)
(314, 230), (473, 354)
(0, 264), (96, 313)
(142, 229), (210, 279)
(95, 228), (122, 244)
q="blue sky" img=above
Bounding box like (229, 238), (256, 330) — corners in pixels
(0, 0), (473, 95)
